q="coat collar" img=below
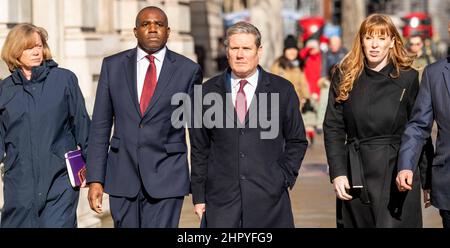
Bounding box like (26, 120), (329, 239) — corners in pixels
(123, 49), (140, 115)
(213, 65), (270, 93)
(363, 62), (394, 78)
(143, 48), (177, 118)
(11, 59), (57, 85)
(213, 65), (271, 125)
(363, 62), (409, 89)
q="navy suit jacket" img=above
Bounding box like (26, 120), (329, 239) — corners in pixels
(86, 47), (202, 198)
(398, 57), (450, 210)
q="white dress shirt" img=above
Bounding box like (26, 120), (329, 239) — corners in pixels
(136, 46), (166, 102)
(231, 69), (259, 111)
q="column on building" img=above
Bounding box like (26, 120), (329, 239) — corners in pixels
(61, 0), (105, 227)
(223, 0), (247, 13)
(429, 0), (450, 42)
(248, 0), (283, 70)
(0, 0), (33, 78)
(63, 0), (101, 114)
(114, 0), (140, 49)
(32, 0), (64, 69)
(164, 0), (197, 61)
(0, 0), (33, 210)
(190, 0), (224, 77)
(341, 0), (365, 50)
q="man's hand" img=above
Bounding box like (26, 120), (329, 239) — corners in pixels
(332, 176), (353, 201)
(423, 189), (431, 208)
(88, 182), (104, 214)
(194, 203), (206, 219)
(396, 170), (413, 192)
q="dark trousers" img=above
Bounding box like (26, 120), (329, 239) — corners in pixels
(109, 188), (184, 228)
(439, 209), (450, 228)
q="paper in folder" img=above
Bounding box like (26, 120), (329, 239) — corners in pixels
(65, 149), (87, 188)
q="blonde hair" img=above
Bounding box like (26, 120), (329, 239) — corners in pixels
(1, 23), (52, 72)
(336, 14), (415, 102)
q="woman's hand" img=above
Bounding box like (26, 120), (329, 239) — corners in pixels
(194, 203), (206, 219)
(396, 170), (413, 192)
(333, 176), (353, 201)
(423, 189), (431, 208)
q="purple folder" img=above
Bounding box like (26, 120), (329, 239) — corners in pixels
(65, 149), (87, 188)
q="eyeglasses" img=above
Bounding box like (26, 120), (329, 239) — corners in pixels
(410, 43), (422, 46)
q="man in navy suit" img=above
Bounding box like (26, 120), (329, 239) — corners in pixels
(396, 21), (450, 228)
(86, 6), (202, 227)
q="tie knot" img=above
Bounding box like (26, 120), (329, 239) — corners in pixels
(238, 79), (248, 91)
(146, 55), (155, 63)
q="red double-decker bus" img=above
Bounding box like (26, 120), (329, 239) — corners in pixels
(402, 12), (433, 39)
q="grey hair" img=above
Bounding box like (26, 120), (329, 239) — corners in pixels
(224, 22), (262, 48)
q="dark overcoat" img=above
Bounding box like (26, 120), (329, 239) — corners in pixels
(0, 60), (90, 227)
(324, 63), (430, 227)
(190, 67), (308, 228)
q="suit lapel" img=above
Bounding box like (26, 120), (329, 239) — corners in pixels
(443, 58), (450, 99)
(123, 49), (141, 116)
(143, 49), (177, 118)
(245, 67), (270, 125)
(215, 67), (269, 127)
(214, 70), (236, 124)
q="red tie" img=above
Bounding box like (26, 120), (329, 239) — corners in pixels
(235, 79), (248, 123)
(140, 55), (157, 116)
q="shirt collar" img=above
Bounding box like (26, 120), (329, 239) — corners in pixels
(231, 69), (259, 89)
(136, 46), (167, 63)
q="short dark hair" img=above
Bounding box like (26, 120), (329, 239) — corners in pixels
(135, 6), (168, 27)
(224, 22), (261, 48)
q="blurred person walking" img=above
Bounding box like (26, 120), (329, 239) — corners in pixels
(408, 35), (436, 80)
(317, 36), (348, 133)
(299, 39), (323, 143)
(271, 35), (315, 145)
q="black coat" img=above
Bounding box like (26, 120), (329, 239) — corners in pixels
(324, 63), (431, 227)
(190, 67), (308, 227)
(0, 60), (90, 227)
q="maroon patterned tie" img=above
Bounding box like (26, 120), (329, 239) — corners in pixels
(235, 79), (248, 123)
(140, 55), (156, 116)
